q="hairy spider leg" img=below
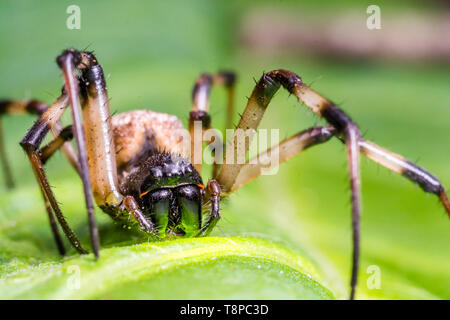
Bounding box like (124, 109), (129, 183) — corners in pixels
(214, 70), (361, 300)
(358, 140), (450, 216)
(58, 50), (161, 249)
(216, 69), (449, 299)
(19, 92), (88, 254)
(57, 50), (102, 258)
(231, 126), (336, 192)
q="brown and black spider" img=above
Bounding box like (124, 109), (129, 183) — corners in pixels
(0, 49), (449, 300)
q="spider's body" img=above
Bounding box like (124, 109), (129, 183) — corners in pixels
(105, 110), (206, 239)
(0, 48), (448, 300)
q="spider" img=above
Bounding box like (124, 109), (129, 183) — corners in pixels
(0, 49), (449, 300)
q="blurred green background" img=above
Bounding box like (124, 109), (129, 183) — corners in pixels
(0, 0), (449, 299)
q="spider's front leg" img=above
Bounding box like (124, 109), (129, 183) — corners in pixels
(56, 49), (161, 254)
(18, 49), (128, 257)
(19, 92), (87, 255)
(215, 69), (450, 299)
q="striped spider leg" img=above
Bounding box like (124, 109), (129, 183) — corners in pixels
(214, 69), (450, 299)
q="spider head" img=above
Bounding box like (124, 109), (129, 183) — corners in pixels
(125, 153), (204, 238)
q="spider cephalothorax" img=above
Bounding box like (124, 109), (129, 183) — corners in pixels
(120, 152), (205, 238)
(0, 48), (448, 300)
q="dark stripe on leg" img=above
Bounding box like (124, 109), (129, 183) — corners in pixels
(402, 161), (443, 194)
(20, 120), (51, 152)
(0, 99), (47, 115)
(359, 140), (450, 217)
(321, 105), (355, 133)
(189, 111), (211, 128)
(20, 94), (69, 152)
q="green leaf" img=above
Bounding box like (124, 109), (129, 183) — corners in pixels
(0, 237), (334, 300)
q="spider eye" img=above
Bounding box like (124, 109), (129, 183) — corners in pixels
(176, 185), (201, 236)
(148, 189), (171, 237)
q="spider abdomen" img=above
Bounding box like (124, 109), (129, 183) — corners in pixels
(111, 110), (189, 173)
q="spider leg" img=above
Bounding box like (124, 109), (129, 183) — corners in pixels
(75, 54), (124, 210)
(20, 93), (88, 254)
(58, 49), (172, 256)
(0, 99), (81, 186)
(58, 49), (136, 258)
(39, 125), (74, 164)
(57, 50), (101, 258)
(215, 69), (447, 300)
(35, 125), (77, 255)
(197, 179), (221, 237)
(0, 99), (48, 188)
(214, 71), (362, 299)
(49, 121), (80, 174)
(189, 71), (236, 176)
(288, 79), (365, 298)
(230, 126), (336, 192)
(358, 140), (450, 216)
(41, 186), (66, 255)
